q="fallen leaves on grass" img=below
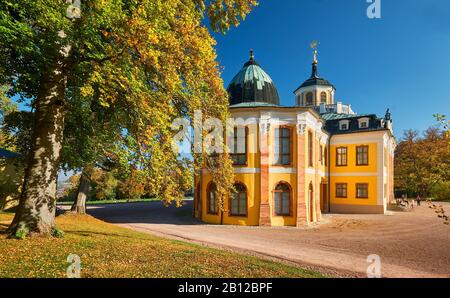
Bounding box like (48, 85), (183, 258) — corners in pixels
(0, 213), (324, 278)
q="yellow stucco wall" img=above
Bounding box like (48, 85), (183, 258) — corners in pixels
(197, 119), (325, 227)
(330, 176), (378, 206)
(194, 108), (396, 226)
(330, 143), (378, 173)
(329, 142), (379, 206)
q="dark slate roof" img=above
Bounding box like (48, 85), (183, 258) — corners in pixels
(227, 52), (280, 106)
(294, 61), (335, 93)
(296, 77), (334, 90)
(0, 148), (20, 159)
(323, 113), (388, 135)
(321, 113), (374, 121)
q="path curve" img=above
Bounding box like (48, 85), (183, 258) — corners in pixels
(86, 200), (450, 278)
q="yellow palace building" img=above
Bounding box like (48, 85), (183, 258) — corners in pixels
(194, 49), (396, 227)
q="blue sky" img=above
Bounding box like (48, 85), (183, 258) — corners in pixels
(213, 0), (450, 138)
(9, 0), (450, 181)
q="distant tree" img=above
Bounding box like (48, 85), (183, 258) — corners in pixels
(0, 85), (18, 150)
(0, 86), (16, 120)
(430, 181), (450, 201)
(2, 111), (33, 163)
(69, 168), (92, 214)
(89, 169), (119, 201)
(64, 166), (149, 210)
(117, 169), (146, 201)
(60, 174), (80, 200)
(395, 127), (450, 198)
(434, 114), (449, 140)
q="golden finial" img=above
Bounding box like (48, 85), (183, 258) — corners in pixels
(310, 40), (319, 64)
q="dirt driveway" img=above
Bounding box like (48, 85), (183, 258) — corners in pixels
(86, 200), (450, 278)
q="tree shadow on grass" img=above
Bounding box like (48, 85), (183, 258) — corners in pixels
(65, 230), (150, 240)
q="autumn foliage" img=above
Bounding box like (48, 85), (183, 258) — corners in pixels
(395, 127), (450, 200)
(0, 0), (258, 236)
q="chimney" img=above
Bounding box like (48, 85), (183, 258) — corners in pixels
(336, 102), (343, 114)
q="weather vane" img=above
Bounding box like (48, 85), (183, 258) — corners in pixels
(310, 40), (319, 63)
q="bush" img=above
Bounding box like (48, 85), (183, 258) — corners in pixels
(51, 227), (65, 238)
(430, 181), (450, 201)
(13, 226), (29, 240)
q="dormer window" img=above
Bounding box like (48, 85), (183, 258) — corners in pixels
(339, 120), (350, 131)
(358, 118), (370, 129)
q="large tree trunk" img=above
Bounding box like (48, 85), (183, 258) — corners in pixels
(71, 170), (91, 214)
(8, 69), (67, 237)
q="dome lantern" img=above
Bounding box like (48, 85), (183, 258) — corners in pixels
(294, 43), (336, 107)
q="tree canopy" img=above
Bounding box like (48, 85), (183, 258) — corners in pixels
(0, 85), (18, 150)
(0, 0), (257, 236)
(395, 127), (450, 199)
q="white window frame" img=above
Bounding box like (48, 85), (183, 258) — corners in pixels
(339, 120), (350, 131)
(358, 118), (370, 129)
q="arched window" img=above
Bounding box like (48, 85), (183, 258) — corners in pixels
(306, 92), (314, 106)
(320, 92), (327, 104)
(207, 183), (218, 215)
(274, 183), (291, 216)
(230, 183), (247, 216)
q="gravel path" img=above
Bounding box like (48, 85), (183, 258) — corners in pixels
(84, 200), (450, 278)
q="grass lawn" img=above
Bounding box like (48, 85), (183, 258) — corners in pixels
(0, 212), (324, 278)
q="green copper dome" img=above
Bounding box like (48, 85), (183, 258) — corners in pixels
(227, 51), (280, 106)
